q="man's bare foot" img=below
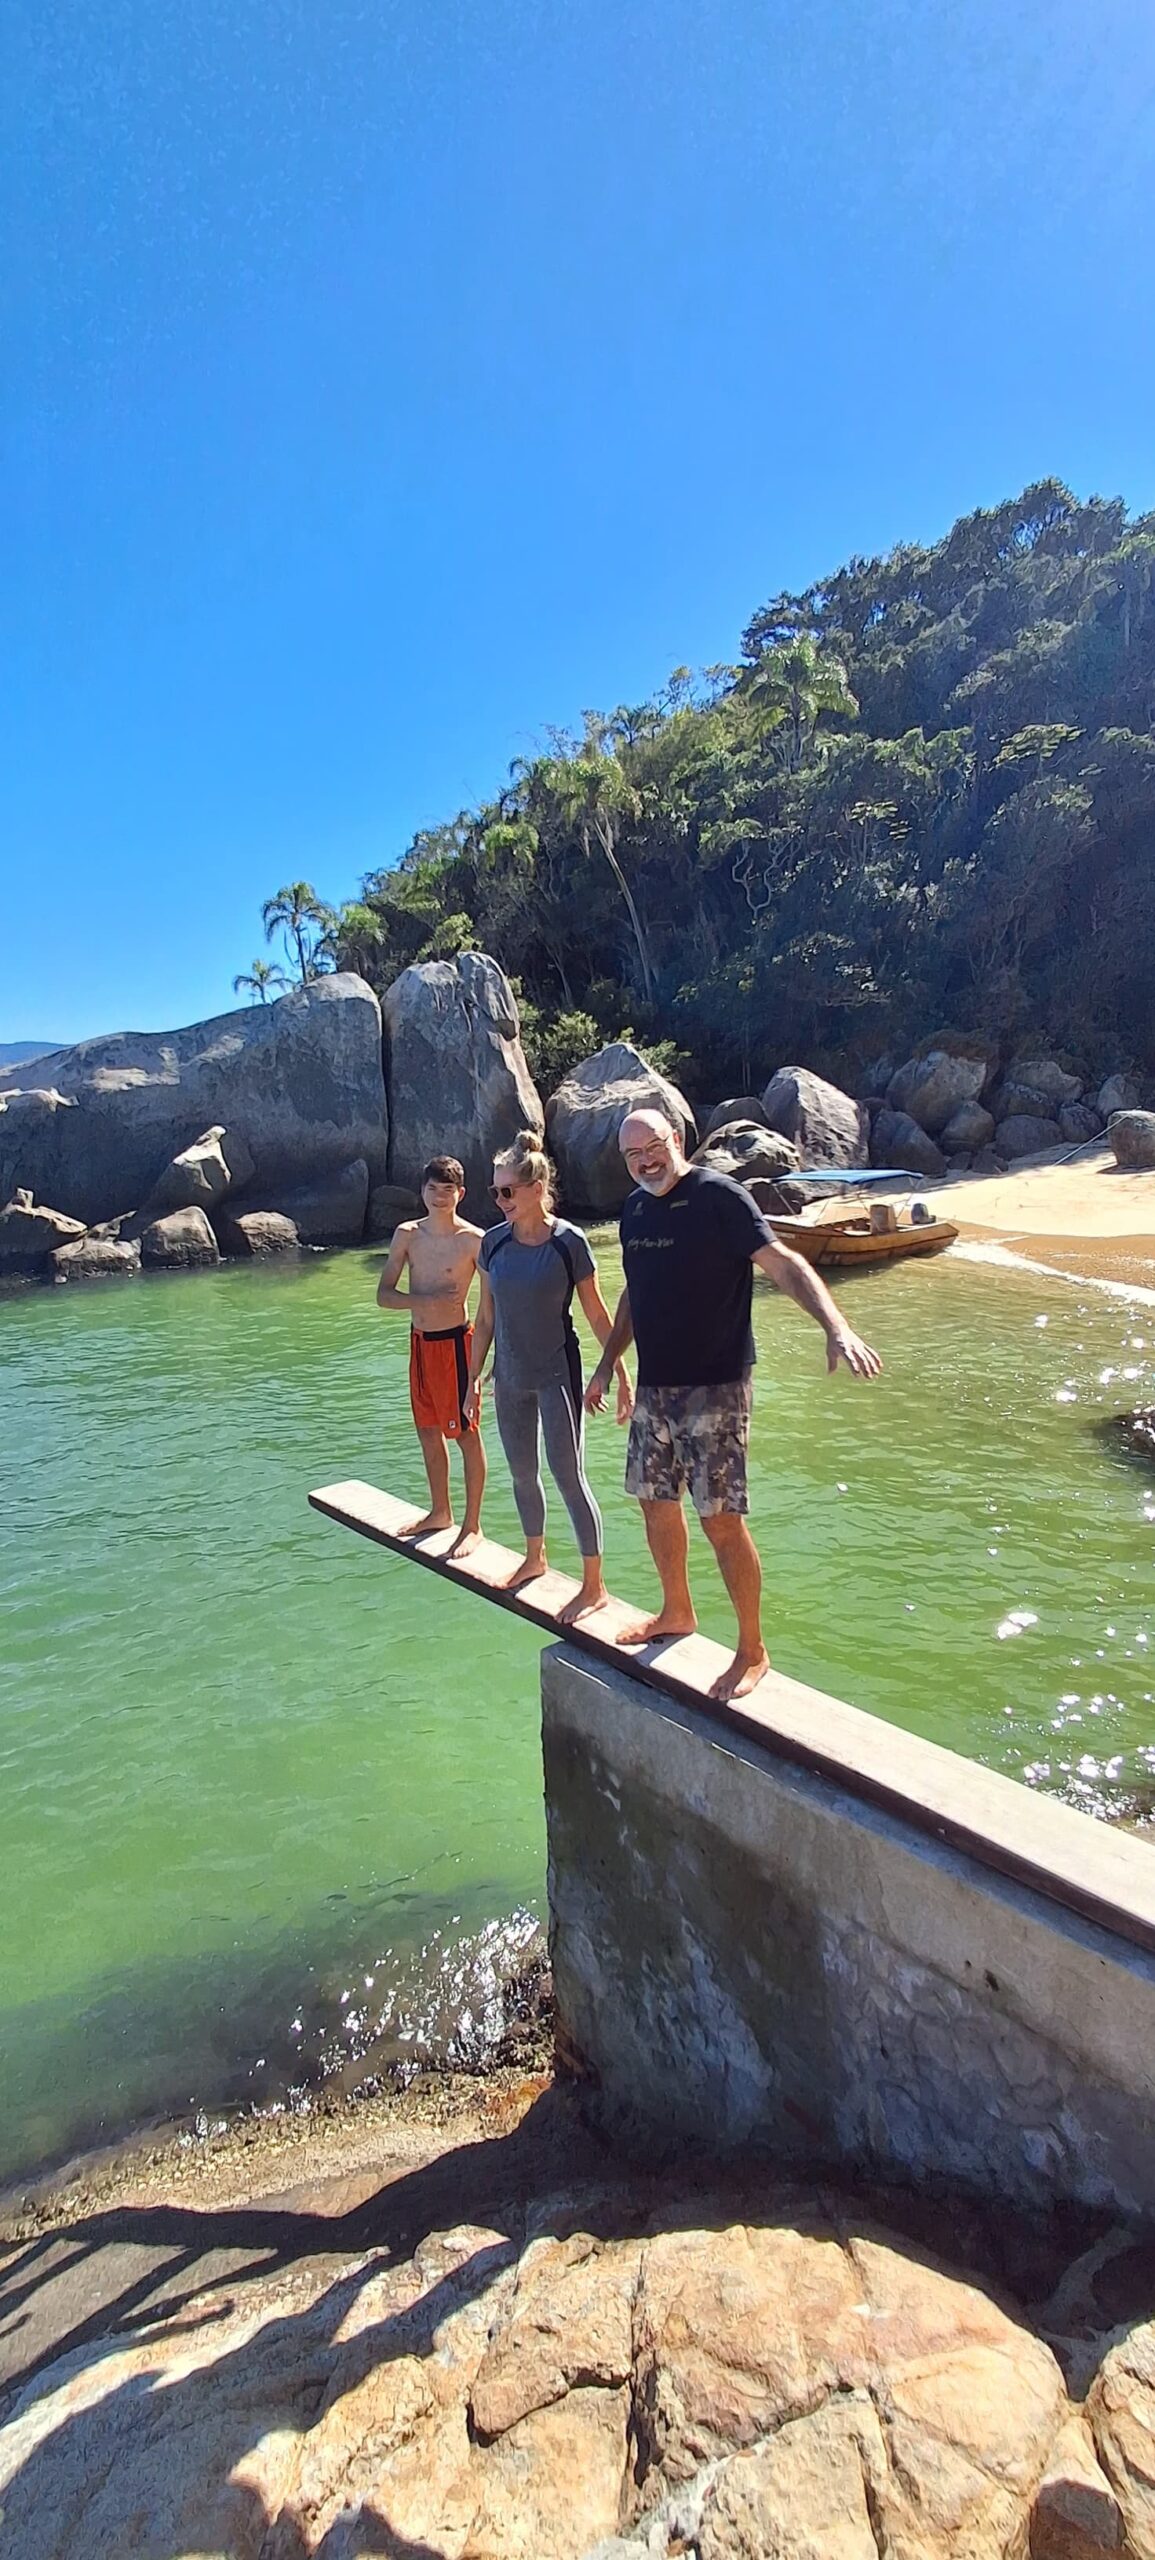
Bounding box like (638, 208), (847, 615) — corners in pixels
(505, 1555), (548, 1591)
(557, 1581), (610, 1626)
(451, 1526), (483, 1559)
(709, 1647), (771, 1702)
(400, 1510), (454, 1539)
(615, 1611), (697, 1648)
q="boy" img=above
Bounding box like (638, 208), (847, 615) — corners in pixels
(376, 1156), (487, 1553)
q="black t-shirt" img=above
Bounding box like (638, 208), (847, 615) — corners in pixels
(619, 1166), (774, 1386)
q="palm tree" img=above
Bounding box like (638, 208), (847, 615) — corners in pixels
(261, 881), (336, 983)
(741, 634), (859, 769)
(233, 958), (288, 1003)
(325, 901), (386, 977)
(535, 743), (656, 1008)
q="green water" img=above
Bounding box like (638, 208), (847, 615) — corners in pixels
(3, 1238), (1154, 2185)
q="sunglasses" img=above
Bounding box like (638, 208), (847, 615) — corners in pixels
(493, 1181), (520, 1202)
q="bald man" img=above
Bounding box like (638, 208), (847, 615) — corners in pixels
(585, 1108), (881, 1700)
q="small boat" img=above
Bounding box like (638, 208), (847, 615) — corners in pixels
(766, 1209), (958, 1267)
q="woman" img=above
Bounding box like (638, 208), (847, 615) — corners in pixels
(465, 1132), (631, 1622)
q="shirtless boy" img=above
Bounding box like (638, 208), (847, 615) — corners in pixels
(376, 1156), (487, 1553)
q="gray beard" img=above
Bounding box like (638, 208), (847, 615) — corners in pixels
(634, 1171), (677, 1196)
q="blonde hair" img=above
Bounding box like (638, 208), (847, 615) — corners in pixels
(493, 1129), (556, 1214)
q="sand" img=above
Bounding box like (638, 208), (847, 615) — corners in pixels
(854, 1145), (1155, 1291)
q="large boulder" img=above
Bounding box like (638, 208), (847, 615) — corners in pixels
(1109, 1110), (1155, 1170)
(546, 1042), (696, 1215)
(703, 1096), (771, 1137)
(869, 1109), (947, 1177)
(0, 976), (387, 1230)
(1006, 1057), (1083, 1104)
(366, 1181), (421, 1240)
(0, 1188), (87, 1268)
(940, 1100), (996, 1154)
(384, 953), (542, 1223)
(211, 1207), (300, 1258)
(246, 1159), (369, 1245)
(692, 1122), (801, 1187)
(51, 1234), (141, 1280)
(995, 1078), (1070, 1124)
(1098, 1073), (1141, 1119)
(1058, 1100), (1105, 1145)
(139, 1207), (221, 1268)
(760, 1067), (868, 1169)
(998, 1113), (1064, 1160)
(140, 1124), (254, 1220)
(886, 1049), (988, 1135)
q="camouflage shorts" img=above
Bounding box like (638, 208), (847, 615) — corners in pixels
(624, 1377), (753, 1517)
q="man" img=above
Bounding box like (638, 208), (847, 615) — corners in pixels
(376, 1155), (487, 1554)
(585, 1109), (881, 1701)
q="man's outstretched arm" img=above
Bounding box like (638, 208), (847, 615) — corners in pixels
(584, 1289), (635, 1411)
(752, 1238), (882, 1378)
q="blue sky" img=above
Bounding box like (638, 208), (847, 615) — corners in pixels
(3, 0), (1153, 1043)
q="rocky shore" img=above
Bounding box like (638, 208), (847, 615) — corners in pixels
(8, 2054), (1155, 2557)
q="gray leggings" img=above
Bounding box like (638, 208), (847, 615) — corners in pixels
(493, 1358), (603, 1559)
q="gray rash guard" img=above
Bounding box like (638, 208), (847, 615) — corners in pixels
(477, 1218), (596, 1389)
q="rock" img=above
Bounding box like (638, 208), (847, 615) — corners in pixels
(1098, 1074), (1141, 1119)
(1058, 1102), (1105, 1145)
(1087, 2321), (1155, 2555)
(995, 1079), (1067, 1124)
(703, 1097), (771, 1137)
(0, 976), (387, 1230)
(1030, 2413), (1123, 2559)
(366, 1181), (421, 1239)
(692, 1122), (801, 1187)
(248, 1159), (369, 1245)
(1006, 1059), (1084, 1105)
(0, 2194), (1071, 2560)
(1108, 1111), (1155, 1171)
(139, 1206), (221, 1268)
(997, 1114), (1064, 1161)
(886, 1049), (989, 1135)
(547, 1042), (696, 1215)
(140, 1124), (255, 1219)
(870, 1109), (947, 1177)
(384, 952), (542, 1223)
(946, 1150), (973, 1173)
(51, 1234), (141, 1280)
(940, 1101), (996, 1154)
(1116, 1407), (1155, 1461)
(0, 1188), (87, 1268)
(212, 1208), (300, 1258)
(971, 1144), (1006, 1178)
(760, 1067), (868, 1169)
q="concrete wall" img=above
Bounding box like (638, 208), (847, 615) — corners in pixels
(542, 1644), (1155, 2218)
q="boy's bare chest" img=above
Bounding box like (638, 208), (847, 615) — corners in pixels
(411, 1232), (474, 1292)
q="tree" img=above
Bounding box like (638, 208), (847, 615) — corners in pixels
(533, 740), (656, 1007)
(233, 958), (288, 1003)
(261, 881), (336, 984)
(739, 635), (859, 769)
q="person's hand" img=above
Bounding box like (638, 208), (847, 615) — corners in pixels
(615, 1372), (634, 1426)
(464, 1381), (481, 1426)
(826, 1321), (882, 1379)
(584, 1361), (611, 1415)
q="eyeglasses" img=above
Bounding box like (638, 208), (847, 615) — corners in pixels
(493, 1182), (520, 1202)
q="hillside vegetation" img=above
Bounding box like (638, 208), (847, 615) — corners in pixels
(288, 479), (1155, 1097)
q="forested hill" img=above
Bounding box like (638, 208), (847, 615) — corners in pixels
(331, 480), (1155, 1095)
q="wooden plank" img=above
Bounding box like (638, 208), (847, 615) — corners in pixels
(309, 1477), (1155, 1961)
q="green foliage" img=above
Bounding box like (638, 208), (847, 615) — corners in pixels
(251, 481), (1155, 1086)
(261, 881), (336, 984)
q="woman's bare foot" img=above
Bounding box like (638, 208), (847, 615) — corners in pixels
(505, 1553), (548, 1591)
(615, 1610), (697, 1647)
(558, 1577), (610, 1626)
(451, 1525), (483, 1559)
(709, 1647), (771, 1701)
(400, 1510), (454, 1539)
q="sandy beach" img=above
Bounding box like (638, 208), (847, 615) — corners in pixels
(860, 1145), (1155, 1291)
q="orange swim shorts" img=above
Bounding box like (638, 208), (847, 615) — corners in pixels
(409, 1324), (478, 1439)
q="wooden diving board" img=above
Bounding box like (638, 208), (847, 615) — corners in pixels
(309, 1479), (1155, 1962)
